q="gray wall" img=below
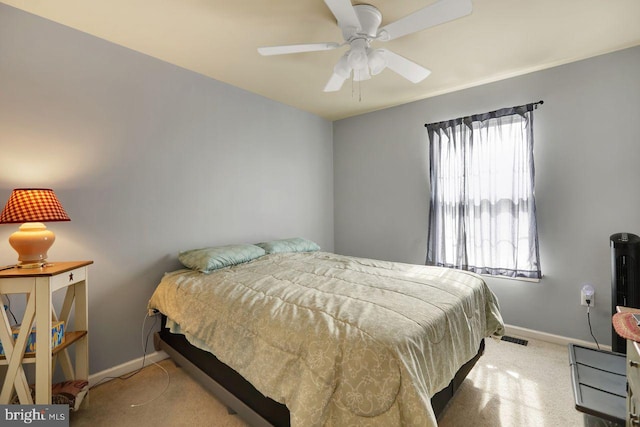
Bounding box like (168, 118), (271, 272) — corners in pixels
(0, 4), (333, 373)
(334, 45), (640, 345)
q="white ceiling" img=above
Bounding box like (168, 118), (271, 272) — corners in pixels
(3, 0), (640, 121)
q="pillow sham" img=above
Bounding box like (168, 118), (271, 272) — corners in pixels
(178, 244), (266, 273)
(256, 237), (320, 254)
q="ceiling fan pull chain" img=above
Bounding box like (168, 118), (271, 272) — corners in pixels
(351, 73), (355, 99)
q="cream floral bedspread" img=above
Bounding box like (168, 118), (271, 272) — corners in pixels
(148, 252), (504, 426)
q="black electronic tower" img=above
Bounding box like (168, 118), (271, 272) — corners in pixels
(611, 232), (640, 353)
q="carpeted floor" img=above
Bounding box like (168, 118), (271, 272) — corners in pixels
(70, 337), (607, 426)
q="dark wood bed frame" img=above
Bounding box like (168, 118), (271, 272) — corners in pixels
(154, 315), (485, 426)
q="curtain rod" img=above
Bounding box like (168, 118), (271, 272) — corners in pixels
(424, 100), (544, 128)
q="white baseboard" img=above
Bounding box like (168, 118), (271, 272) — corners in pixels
(88, 350), (169, 387)
(505, 324), (612, 352)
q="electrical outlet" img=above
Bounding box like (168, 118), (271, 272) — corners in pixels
(581, 284), (595, 307)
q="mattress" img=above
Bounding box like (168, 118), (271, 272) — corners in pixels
(148, 251), (504, 426)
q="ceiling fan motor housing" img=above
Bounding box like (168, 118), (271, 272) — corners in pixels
(342, 4), (382, 40)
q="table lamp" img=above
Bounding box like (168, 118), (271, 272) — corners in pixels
(0, 188), (70, 268)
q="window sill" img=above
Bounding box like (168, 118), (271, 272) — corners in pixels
(481, 273), (541, 283)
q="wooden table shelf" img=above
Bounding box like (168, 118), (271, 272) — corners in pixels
(0, 331), (88, 363)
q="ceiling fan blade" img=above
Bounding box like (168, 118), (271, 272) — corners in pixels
(324, 73), (347, 92)
(380, 49), (431, 83)
(258, 42), (340, 56)
(379, 0), (472, 41)
(323, 0), (361, 30)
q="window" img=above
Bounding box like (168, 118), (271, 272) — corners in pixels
(425, 103), (541, 280)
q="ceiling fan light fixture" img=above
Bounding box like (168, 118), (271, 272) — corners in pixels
(346, 39), (369, 70)
(346, 48), (368, 70)
(334, 54), (352, 79)
(367, 48), (387, 75)
(353, 66), (371, 82)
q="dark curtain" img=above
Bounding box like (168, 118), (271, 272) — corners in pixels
(426, 103), (541, 279)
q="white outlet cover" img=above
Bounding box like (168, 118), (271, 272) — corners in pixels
(581, 284), (595, 306)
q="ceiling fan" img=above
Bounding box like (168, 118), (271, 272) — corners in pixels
(257, 0), (473, 92)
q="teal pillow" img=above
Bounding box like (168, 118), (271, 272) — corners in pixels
(256, 237), (320, 254)
(178, 244), (266, 273)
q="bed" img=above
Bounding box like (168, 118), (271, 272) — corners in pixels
(148, 242), (504, 427)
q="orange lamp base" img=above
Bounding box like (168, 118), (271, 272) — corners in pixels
(8, 222), (55, 268)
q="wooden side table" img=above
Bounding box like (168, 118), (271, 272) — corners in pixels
(0, 261), (92, 405)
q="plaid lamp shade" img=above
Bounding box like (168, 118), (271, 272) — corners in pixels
(0, 188), (70, 224)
